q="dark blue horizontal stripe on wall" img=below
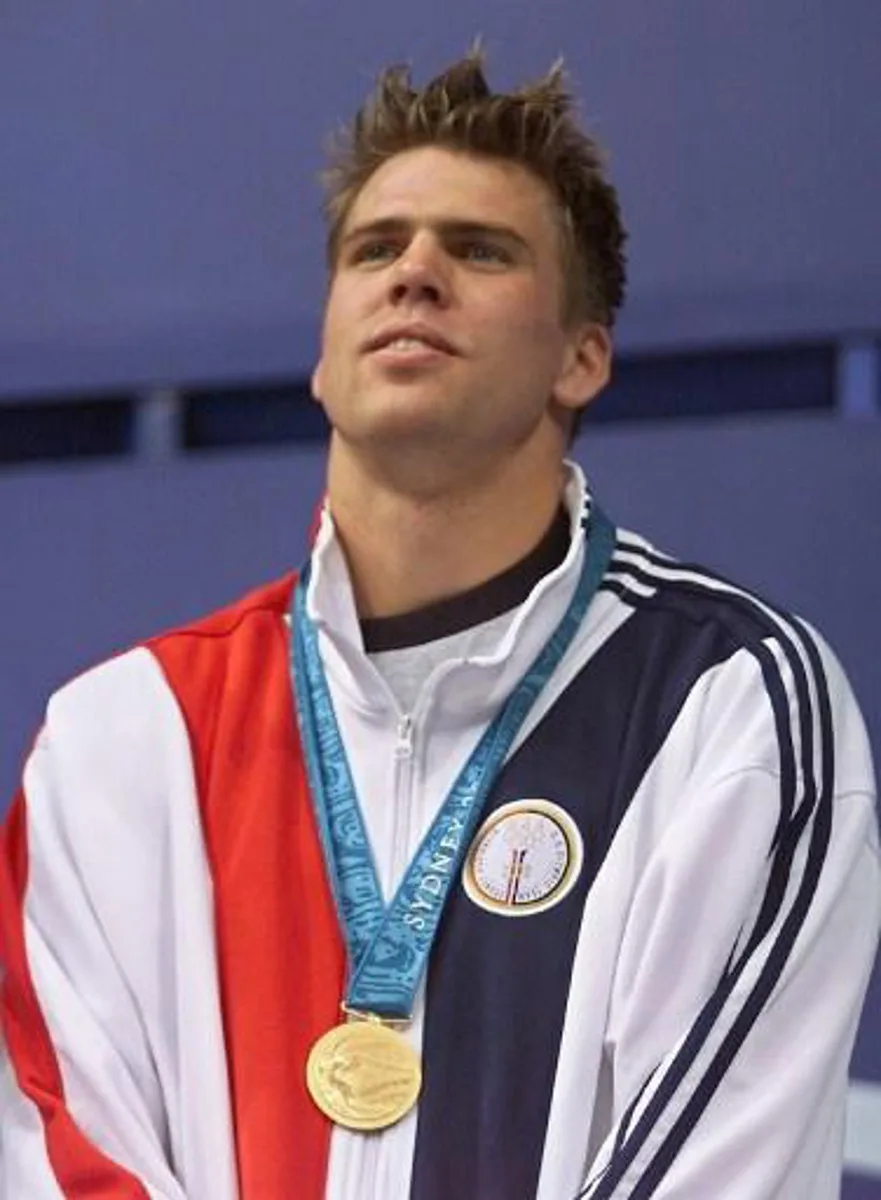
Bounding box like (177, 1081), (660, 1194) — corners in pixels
(0, 396), (134, 465)
(0, 341), (844, 464)
(584, 341), (836, 425)
(182, 380), (329, 449)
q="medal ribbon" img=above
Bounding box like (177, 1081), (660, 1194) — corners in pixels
(292, 503), (615, 1019)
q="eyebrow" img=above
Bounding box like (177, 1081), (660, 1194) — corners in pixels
(340, 217), (533, 257)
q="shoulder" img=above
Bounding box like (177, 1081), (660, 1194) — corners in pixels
(607, 526), (835, 669)
(146, 572), (295, 651)
(603, 528), (875, 798)
(607, 528), (801, 642)
(18, 576), (296, 868)
(40, 574), (296, 776)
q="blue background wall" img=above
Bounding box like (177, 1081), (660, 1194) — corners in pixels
(1, 1), (879, 1192)
(1, 0), (880, 395)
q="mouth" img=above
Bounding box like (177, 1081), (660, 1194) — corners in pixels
(363, 326), (459, 357)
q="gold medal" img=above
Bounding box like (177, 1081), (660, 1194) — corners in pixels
(306, 1014), (422, 1131)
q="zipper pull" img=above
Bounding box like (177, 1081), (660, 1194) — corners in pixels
(395, 715), (414, 759)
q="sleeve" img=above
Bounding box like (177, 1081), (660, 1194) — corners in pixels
(578, 626), (881, 1200)
(0, 652), (223, 1200)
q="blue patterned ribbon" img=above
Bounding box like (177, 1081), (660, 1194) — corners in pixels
(291, 503), (615, 1019)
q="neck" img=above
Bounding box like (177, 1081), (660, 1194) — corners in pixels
(325, 439), (568, 619)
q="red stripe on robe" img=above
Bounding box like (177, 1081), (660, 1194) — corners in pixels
(0, 792), (152, 1198)
(150, 575), (345, 1200)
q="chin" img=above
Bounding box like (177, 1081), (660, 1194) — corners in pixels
(359, 416), (454, 450)
(346, 389), (465, 439)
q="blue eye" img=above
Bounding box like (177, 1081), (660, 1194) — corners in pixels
(353, 241), (399, 264)
(461, 241), (511, 264)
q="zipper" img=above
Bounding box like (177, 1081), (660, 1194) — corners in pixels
(395, 714), (414, 759)
(391, 710), (417, 902)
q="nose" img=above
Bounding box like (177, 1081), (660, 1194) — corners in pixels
(388, 232), (451, 308)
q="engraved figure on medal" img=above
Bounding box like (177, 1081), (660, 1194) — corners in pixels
(307, 1021), (422, 1131)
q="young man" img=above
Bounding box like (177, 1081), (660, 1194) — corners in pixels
(1, 50), (879, 1200)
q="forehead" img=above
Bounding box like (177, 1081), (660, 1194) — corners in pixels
(343, 146), (560, 244)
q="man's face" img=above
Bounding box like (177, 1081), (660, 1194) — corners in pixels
(313, 146), (606, 462)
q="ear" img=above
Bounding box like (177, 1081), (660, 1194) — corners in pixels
(551, 323), (612, 415)
(311, 358), (324, 402)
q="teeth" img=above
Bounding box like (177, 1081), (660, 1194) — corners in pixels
(386, 337), (432, 351)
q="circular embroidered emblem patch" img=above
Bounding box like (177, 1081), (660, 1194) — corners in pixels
(463, 799), (584, 917)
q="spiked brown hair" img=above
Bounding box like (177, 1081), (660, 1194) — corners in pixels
(321, 47), (628, 328)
